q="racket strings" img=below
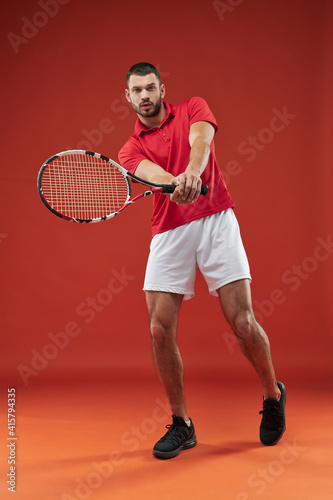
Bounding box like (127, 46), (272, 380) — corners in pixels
(41, 153), (129, 220)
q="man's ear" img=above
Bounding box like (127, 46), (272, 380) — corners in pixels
(160, 83), (166, 99)
(125, 89), (131, 103)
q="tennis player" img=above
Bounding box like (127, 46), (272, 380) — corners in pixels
(119, 62), (286, 459)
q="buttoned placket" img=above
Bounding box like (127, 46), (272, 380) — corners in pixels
(159, 126), (168, 142)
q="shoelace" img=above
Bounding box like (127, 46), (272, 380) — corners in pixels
(259, 401), (283, 429)
(161, 421), (191, 446)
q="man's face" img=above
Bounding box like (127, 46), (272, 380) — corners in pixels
(125, 73), (165, 118)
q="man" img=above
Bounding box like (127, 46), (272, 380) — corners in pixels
(119, 62), (286, 459)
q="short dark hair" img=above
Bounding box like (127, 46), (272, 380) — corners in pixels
(126, 62), (161, 87)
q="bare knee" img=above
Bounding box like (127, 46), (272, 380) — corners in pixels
(150, 319), (176, 347)
(146, 292), (181, 347)
(233, 311), (258, 340)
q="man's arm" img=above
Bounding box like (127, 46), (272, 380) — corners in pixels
(135, 159), (174, 185)
(134, 120), (215, 205)
(171, 120), (215, 204)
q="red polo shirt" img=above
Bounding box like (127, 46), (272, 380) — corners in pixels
(118, 97), (234, 236)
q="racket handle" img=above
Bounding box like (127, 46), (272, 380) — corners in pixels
(162, 184), (209, 195)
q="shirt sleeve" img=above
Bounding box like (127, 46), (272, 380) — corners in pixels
(118, 136), (147, 174)
(188, 96), (218, 132)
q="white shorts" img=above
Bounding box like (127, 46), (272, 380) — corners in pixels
(143, 208), (251, 300)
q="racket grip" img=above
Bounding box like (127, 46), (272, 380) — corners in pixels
(162, 184), (209, 195)
(201, 184), (209, 195)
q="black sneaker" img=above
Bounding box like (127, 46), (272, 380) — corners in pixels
(153, 414), (197, 459)
(259, 381), (286, 446)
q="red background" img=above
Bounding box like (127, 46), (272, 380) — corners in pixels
(1, 0), (333, 389)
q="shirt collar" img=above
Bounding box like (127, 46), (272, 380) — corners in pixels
(133, 102), (175, 138)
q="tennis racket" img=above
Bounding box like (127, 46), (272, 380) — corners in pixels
(37, 150), (208, 223)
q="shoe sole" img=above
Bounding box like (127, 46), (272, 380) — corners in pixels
(260, 381), (287, 446)
(153, 437), (197, 459)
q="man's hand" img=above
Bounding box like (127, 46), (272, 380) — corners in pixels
(170, 171), (202, 204)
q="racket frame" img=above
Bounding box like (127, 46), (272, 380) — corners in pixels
(38, 149), (208, 223)
(38, 150), (170, 223)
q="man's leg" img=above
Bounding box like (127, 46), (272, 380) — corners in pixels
(146, 290), (197, 458)
(218, 278), (286, 446)
(217, 279), (280, 400)
(145, 290), (189, 420)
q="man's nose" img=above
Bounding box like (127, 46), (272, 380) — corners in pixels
(141, 89), (149, 100)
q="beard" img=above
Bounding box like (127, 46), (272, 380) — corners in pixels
(131, 96), (162, 118)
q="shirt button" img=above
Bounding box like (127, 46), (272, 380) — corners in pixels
(163, 133), (166, 137)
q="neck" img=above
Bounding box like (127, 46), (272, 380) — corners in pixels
(138, 102), (166, 129)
